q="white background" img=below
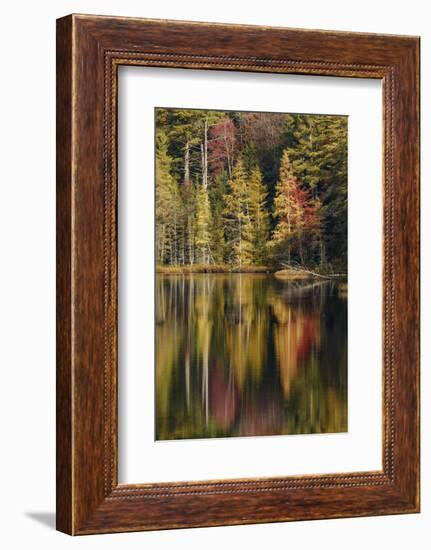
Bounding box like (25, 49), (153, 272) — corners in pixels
(118, 67), (382, 483)
(0, 1), (428, 548)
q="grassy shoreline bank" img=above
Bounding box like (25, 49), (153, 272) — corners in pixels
(156, 265), (347, 281)
(156, 264), (273, 275)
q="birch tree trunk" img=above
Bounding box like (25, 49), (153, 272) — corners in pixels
(201, 117), (208, 189)
(184, 140), (190, 188)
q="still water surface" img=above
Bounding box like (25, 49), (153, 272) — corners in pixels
(155, 274), (347, 440)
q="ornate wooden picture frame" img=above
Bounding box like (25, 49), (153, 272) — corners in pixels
(56, 14), (420, 535)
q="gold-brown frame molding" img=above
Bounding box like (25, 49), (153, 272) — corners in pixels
(56, 14), (420, 534)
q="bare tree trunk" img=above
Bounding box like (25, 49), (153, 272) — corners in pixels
(184, 140), (190, 188)
(201, 117), (208, 189)
(204, 118), (208, 188)
(201, 142), (204, 186)
(160, 224), (166, 263)
(223, 122), (233, 178)
(182, 227), (185, 265)
(189, 220), (194, 265)
(172, 204), (177, 265)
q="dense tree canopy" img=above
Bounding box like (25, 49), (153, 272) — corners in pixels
(155, 108), (347, 272)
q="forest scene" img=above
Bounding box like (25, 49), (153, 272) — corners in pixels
(155, 107), (348, 441)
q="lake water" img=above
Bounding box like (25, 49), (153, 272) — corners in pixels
(155, 274), (347, 440)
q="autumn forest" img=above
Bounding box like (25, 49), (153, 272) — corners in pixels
(155, 108), (348, 273)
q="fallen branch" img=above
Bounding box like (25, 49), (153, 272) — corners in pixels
(280, 262), (347, 279)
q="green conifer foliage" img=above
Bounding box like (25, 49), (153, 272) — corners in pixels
(155, 131), (182, 264)
(223, 160), (254, 267)
(248, 166), (269, 263)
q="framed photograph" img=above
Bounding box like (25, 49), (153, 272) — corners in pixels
(56, 14), (420, 534)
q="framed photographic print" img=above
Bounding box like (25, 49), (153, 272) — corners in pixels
(56, 14), (420, 534)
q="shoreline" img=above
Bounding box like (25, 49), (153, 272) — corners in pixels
(156, 265), (347, 280)
(156, 264), (273, 275)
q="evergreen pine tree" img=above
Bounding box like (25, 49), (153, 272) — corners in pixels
(223, 159), (253, 267)
(248, 166), (269, 264)
(155, 131), (182, 264)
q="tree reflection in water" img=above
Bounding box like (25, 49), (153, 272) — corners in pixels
(155, 274), (347, 440)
